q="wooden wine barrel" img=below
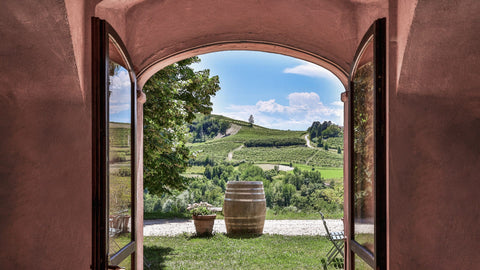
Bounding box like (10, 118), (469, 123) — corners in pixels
(223, 181), (266, 235)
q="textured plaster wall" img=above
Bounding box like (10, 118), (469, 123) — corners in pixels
(389, 0), (480, 269)
(2, 0), (479, 269)
(0, 0), (92, 269)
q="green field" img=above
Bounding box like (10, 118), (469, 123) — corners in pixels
(293, 165), (343, 179)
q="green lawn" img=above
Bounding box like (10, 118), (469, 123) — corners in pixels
(143, 234), (343, 270)
(114, 233), (374, 270)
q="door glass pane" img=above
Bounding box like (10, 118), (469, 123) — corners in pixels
(352, 40), (375, 253)
(355, 253), (373, 270)
(108, 39), (133, 257)
(118, 255), (132, 270)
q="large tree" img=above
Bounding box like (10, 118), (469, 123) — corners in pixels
(143, 57), (220, 196)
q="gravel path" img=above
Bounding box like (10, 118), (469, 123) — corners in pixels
(143, 219), (368, 236)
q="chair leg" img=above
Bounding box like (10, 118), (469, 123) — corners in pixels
(332, 240), (344, 257)
(326, 245), (336, 258)
(327, 248), (340, 263)
(325, 240), (345, 268)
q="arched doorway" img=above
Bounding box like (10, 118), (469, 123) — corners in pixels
(135, 43), (352, 270)
(93, 1), (387, 269)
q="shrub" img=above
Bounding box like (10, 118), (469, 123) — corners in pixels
(283, 205), (299, 213)
(144, 192), (163, 212)
(162, 199), (174, 213)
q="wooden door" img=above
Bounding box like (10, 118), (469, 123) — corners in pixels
(92, 17), (138, 270)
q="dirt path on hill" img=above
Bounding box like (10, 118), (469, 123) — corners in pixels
(304, 134), (314, 149)
(215, 124), (241, 139)
(304, 134), (323, 165)
(226, 144), (244, 161)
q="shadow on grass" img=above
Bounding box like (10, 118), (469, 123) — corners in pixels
(225, 233), (263, 239)
(144, 246), (174, 270)
(321, 257), (344, 270)
(185, 232), (263, 240)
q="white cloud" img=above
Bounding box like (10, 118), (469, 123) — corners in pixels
(288, 92), (320, 110)
(217, 91), (343, 130)
(331, 101), (344, 107)
(109, 69), (132, 114)
(256, 99), (287, 113)
(283, 62), (339, 81)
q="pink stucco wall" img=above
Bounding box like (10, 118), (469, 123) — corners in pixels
(0, 1), (93, 269)
(0, 0), (479, 269)
(388, 0), (480, 269)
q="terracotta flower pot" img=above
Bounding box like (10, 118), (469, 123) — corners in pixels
(192, 214), (216, 236)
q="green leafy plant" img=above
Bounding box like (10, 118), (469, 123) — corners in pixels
(187, 202), (216, 216)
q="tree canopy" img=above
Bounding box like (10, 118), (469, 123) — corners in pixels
(307, 120), (342, 139)
(143, 57), (220, 196)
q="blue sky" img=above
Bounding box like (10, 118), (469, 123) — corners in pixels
(191, 51), (345, 131)
(109, 66), (132, 123)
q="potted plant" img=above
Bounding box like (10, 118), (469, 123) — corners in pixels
(187, 202), (217, 236)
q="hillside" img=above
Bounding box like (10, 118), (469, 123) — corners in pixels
(187, 114), (342, 169)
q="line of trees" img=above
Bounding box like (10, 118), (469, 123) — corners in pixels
(244, 137), (306, 147)
(145, 162), (343, 216)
